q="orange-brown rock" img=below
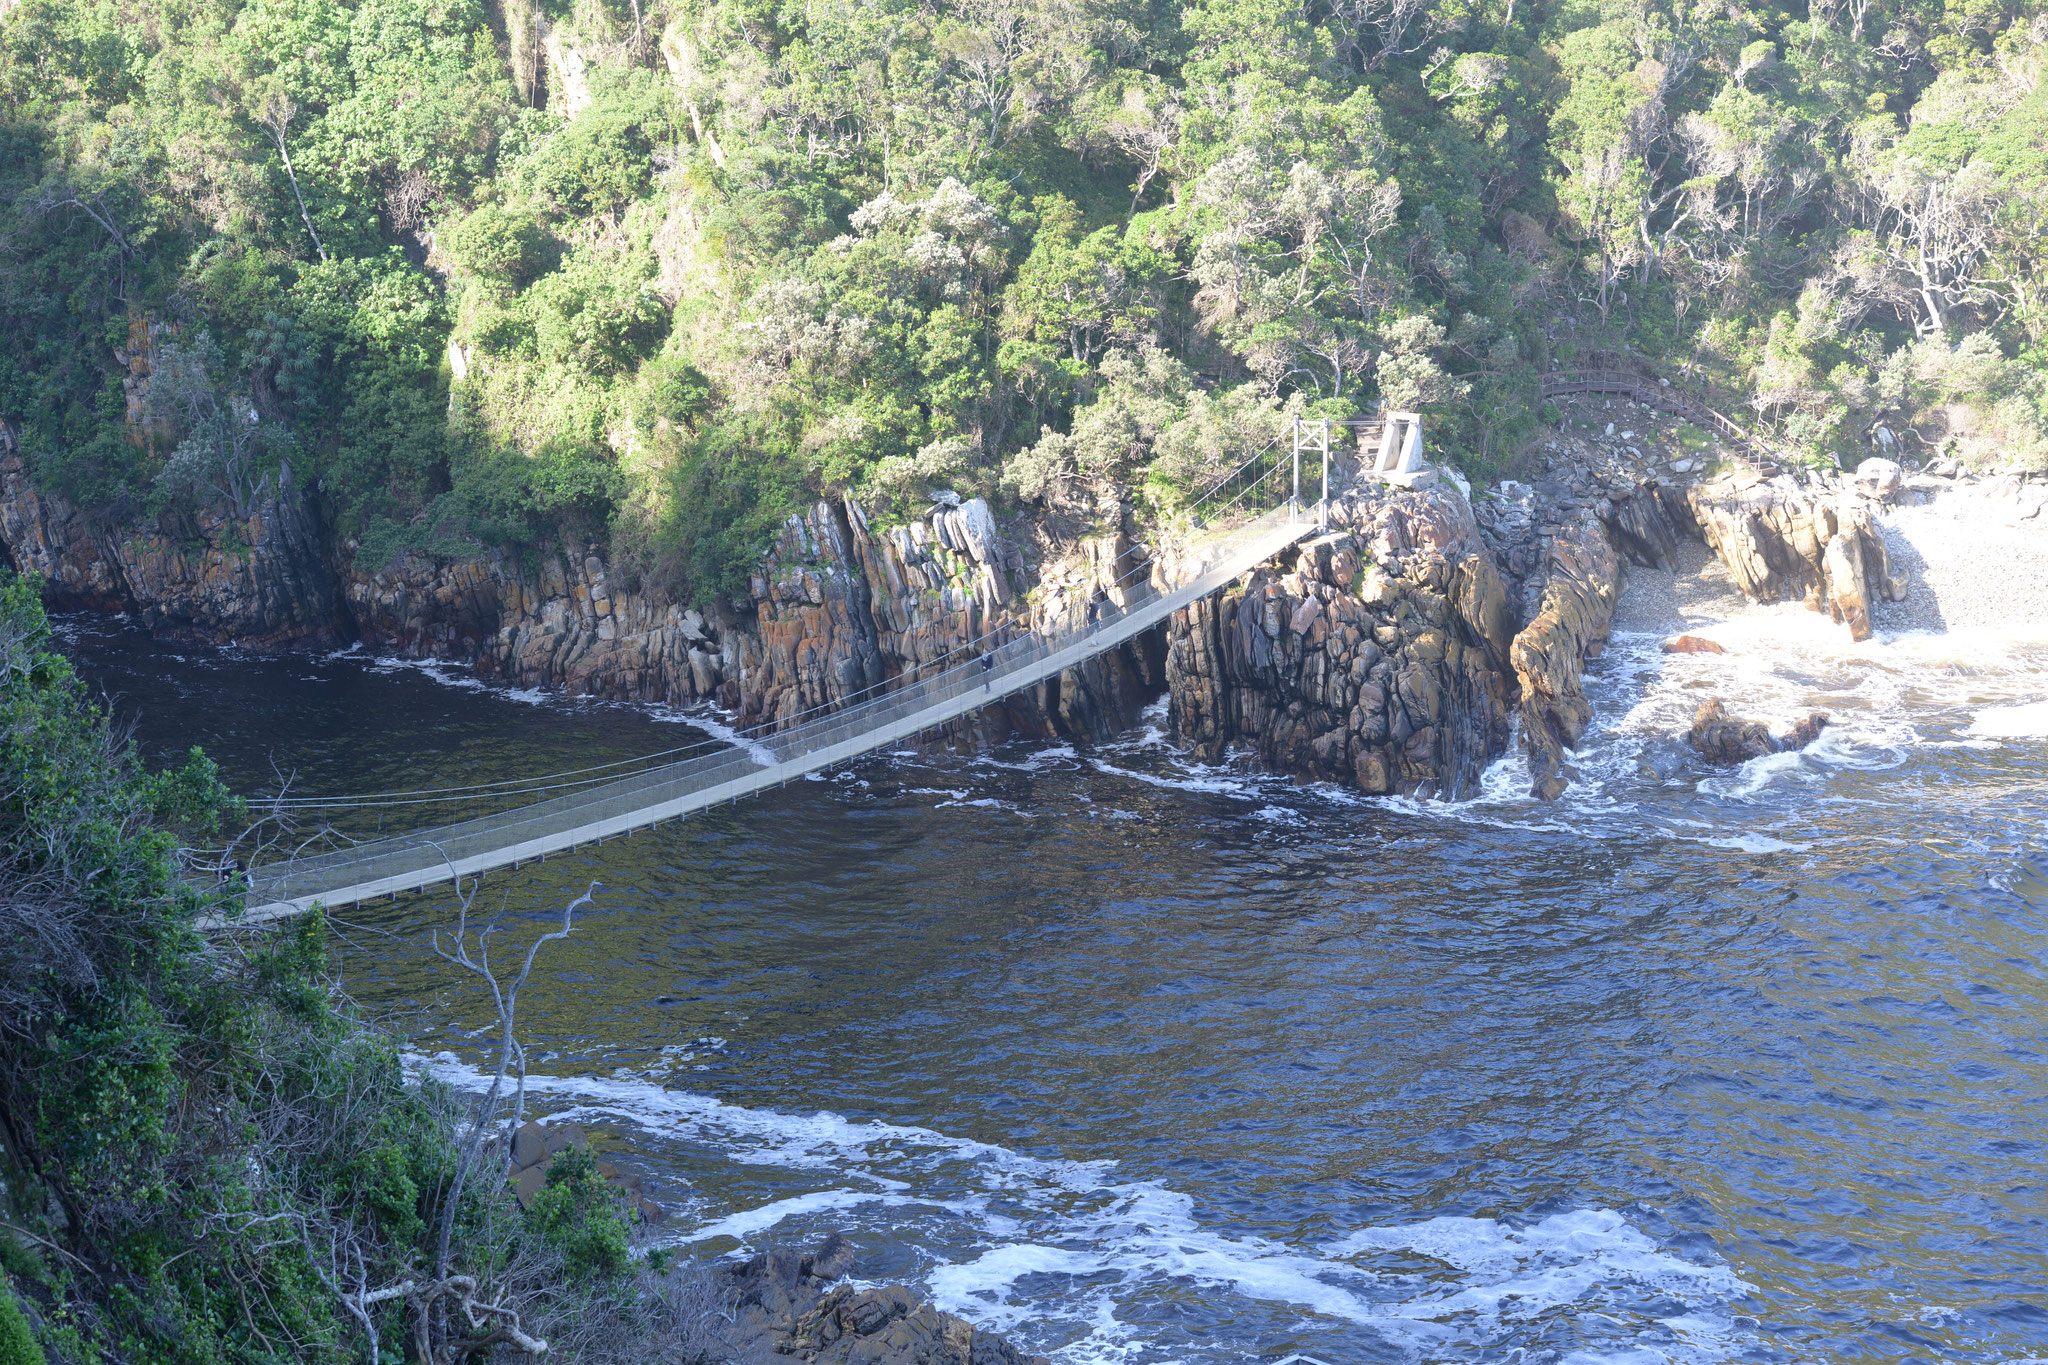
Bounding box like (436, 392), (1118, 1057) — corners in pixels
(1688, 476), (1906, 641)
(1511, 517), (1622, 800)
(1663, 635), (1726, 655)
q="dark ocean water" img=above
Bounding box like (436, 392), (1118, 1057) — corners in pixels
(56, 611), (2048, 1365)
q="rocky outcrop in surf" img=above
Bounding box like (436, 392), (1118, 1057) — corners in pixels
(722, 1234), (1047, 1365)
(1160, 464), (1640, 801)
(1688, 698), (1830, 765)
(1509, 517), (1622, 800)
(1687, 473), (1907, 642)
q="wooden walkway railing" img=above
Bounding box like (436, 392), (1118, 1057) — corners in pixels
(1537, 368), (1767, 456)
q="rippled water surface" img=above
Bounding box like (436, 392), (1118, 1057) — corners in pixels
(56, 613), (2048, 1364)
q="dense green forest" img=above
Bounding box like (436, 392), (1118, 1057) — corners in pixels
(3, 0), (2046, 601)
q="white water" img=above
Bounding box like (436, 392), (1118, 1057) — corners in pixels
(413, 1053), (1758, 1363)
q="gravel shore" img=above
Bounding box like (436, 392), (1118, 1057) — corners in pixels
(1610, 484), (2048, 639)
(1608, 537), (1813, 637)
(1873, 495), (2048, 633)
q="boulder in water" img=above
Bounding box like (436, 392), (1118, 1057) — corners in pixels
(1784, 711), (1831, 750)
(1688, 697), (1830, 765)
(1663, 635), (1726, 655)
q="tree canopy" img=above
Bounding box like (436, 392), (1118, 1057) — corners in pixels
(5, 0), (2047, 602)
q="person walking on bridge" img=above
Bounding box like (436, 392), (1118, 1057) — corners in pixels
(980, 652), (994, 690)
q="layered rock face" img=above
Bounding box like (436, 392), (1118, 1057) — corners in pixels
(1508, 518), (1622, 799)
(1, 404), (1638, 798)
(0, 441), (344, 648)
(1688, 473), (1907, 641)
(343, 493), (1162, 746)
(1163, 482), (1606, 799)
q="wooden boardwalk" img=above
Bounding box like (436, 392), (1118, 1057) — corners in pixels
(1538, 368), (1767, 457)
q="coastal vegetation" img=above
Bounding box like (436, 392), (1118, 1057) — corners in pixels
(4, 0), (2048, 608)
(0, 573), (720, 1362)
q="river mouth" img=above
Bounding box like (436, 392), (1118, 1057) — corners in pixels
(54, 608), (2048, 1364)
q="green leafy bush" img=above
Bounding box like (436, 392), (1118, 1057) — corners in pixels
(0, 572), (646, 1362)
(449, 204), (555, 289)
(516, 70), (677, 220)
(526, 1147), (631, 1282)
(0, 1282), (43, 1365)
(524, 254), (669, 376)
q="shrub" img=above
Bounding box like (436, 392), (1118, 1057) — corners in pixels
(517, 70), (676, 219)
(526, 1146), (631, 1282)
(449, 204), (555, 289)
(0, 1282), (43, 1365)
(630, 417), (807, 607)
(524, 256), (669, 376)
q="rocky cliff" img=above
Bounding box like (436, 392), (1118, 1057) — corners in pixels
(0, 419), (1161, 747)
(1160, 462), (1637, 801)
(1165, 483), (1521, 798)
(0, 436), (345, 649)
(13, 384), (1947, 803)
(342, 493), (1163, 748)
(0, 426), (1635, 800)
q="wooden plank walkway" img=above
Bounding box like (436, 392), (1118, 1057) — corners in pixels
(1538, 368), (1766, 456)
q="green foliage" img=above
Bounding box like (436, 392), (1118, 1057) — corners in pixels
(515, 69), (678, 219)
(524, 254), (669, 376)
(0, 1282), (43, 1365)
(448, 205), (554, 289)
(632, 417), (808, 605)
(0, 573), (639, 1362)
(7, 0), (2048, 621)
(525, 1147), (630, 1283)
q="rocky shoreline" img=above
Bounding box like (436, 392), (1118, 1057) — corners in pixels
(4, 405), (2042, 799)
(718, 1233), (1046, 1365)
(495, 1123), (1039, 1365)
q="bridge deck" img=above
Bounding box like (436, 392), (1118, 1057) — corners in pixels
(225, 504), (1317, 924)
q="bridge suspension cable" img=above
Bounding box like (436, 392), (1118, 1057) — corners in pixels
(207, 425), (1328, 922)
(256, 425), (1308, 816)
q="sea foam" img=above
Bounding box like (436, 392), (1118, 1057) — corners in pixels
(411, 1054), (1755, 1363)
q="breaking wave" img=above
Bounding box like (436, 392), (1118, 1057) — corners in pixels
(412, 1054), (1756, 1364)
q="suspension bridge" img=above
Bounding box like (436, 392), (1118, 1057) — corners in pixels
(210, 368), (1746, 925)
(218, 422), (1406, 925)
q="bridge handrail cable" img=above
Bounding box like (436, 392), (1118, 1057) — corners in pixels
(230, 450), (1321, 908)
(247, 427), (1305, 816)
